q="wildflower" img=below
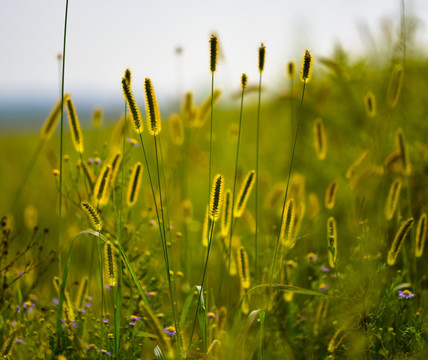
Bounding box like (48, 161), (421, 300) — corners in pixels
(108, 333), (114, 339)
(398, 289), (415, 299)
(94, 157), (102, 165)
(306, 252), (318, 262)
(98, 349), (111, 355)
(23, 300), (35, 313)
(103, 318), (109, 324)
(149, 219), (158, 227)
(146, 291), (157, 298)
(320, 266), (330, 272)
(15, 338), (26, 344)
(207, 312), (218, 319)
(53, 169), (60, 176)
(83, 301), (92, 308)
(163, 326), (176, 336)
(86, 344), (97, 351)
(129, 315), (141, 326)
(128, 138), (139, 146)
(176, 271), (184, 277)
(319, 283), (328, 291)
(53, 298), (59, 306)
(89, 158), (95, 163)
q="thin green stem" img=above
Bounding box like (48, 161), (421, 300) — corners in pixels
(255, 72), (262, 279)
(226, 84), (245, 307)
(207, 72), (215, 222)
(188, 220), (216, 356)
(57, 0), (69, 320)
(153, 135), (180, 353)
(262, 80), (307, 355)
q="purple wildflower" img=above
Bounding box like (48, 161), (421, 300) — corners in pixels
(398, 289), (415, 299)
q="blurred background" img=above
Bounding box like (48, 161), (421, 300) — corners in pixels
(1, 0), (427, 133)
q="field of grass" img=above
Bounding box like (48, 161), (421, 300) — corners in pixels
(1, 17), (428, 360)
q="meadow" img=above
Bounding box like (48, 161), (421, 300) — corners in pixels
(1, 13), (428, 360)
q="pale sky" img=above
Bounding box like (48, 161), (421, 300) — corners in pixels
(1, 0), (427, 110)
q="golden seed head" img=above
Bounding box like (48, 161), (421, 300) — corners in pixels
(387, 218), (414, 266)
(241, 73), (248, 90)
(121, 76), (143, 134)
(124, 68), (132, 86)
(209, 174), (224, 221)
(209, 34), (218, 73)
(93, 107), (103, 128)
(415, 213), (427, 257)
(127, 162), (143, 207)
(300, 50), (313, 82)
(258, 43), (266, 73)
(65, 95), (84, 153)
(144, 78), (161, 136)
(287, 61), (296, 78)
(40, 95), (68, 140)
(234, 170), (256, 218)
(81, 200), (103, 231)
(364, 91), (376, 117)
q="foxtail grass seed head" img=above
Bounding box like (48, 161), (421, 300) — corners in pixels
(209, 174), (224, 221)
(181, 199), (194, 223)
(313, 118), (326, 160)
(81, 200), (103, 231)
(182, 91), (197, 126)
(24, 204), (38, 230)
(346, 150), (369, 179)
(65, 95), (84, 153)
(40, 95), (67, 140)
(124, 68), (131, 85)
(287, 61), (296, 78)
(234, 170), (256, 218)
(196, 89), (222, 127)
(386, 64), (404, 108)
(75, 276), (89, 309)
(64, 290), (75, 322)
(144, 78), (161, 136)
(327, 328), (346, 354)
(325, 181), (339, 209)
(110, 115), (131, 148)
(220, 189), (232, 237)
(415, 213), (427, 257)
(385, 178), (402, 221)
(387, 218), (414, 266)
(364, 91), (376, 117)
(396, 128), (411, 176)
(327, 216), (337, 268)
(202, 206), (210, 247)
(93, 107), (103, 128)
(241, 73), (248, 90)
(209, 34), (218, 73)
(258, 43), (266, 73)
(121, 75), (143, 134)
(300, 50), (313, 82)
(280, 199), (296, 248)
(237, 246), (250, 290)
(127, 162), (143, 207)
(79, 159), (95, 192)
(93, 164), (112, 207)
(1, 331), (16, 358)
(108, 151), (123, 187)
(168, 114), (184, 145)
(104, 240), (118, 287)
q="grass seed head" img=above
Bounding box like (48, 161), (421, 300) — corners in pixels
(210, 34), (218, 73)
(144, 78), (162, 136)
(258, 43), (266, 73)
(300, 50), (313, 82)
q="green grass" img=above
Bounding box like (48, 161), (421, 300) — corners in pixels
(1, 35), (428, 359)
